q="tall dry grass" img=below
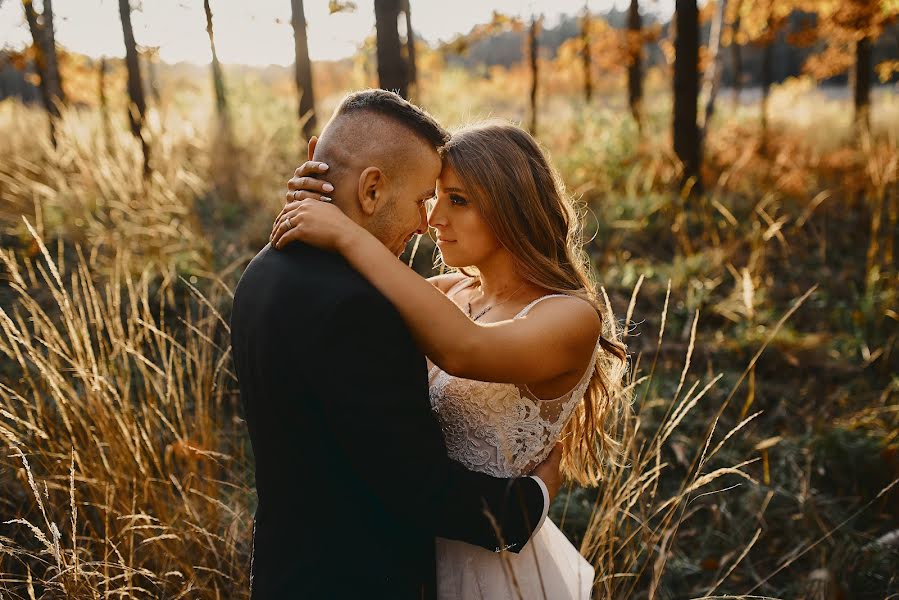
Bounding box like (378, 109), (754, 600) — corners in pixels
(1, 68), (897, 598)
(0, 220), (250, 598)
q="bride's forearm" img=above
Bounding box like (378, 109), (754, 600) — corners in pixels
(338, 227), (479, 374)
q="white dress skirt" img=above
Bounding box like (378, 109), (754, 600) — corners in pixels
(436, 519), (594, 599)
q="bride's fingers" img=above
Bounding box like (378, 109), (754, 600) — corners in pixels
(293, 161), (329, 179)
(287, 175), (334, 198)
(275, 199), (304, 221)
(272, 199), (324, 246)
(271, 206), (295, 240)
(272, 193), (321, 239)
(283, 188), (332, 205)
(271, 204), (310, 246)
(271, 211), (296, 246)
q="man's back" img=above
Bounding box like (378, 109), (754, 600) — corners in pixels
(232, 242), (546, 599)
(231, 242), (439, 597)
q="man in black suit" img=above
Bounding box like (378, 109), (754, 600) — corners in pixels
(231, 90), (560, 599)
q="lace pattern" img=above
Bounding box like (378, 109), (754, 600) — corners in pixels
(429, 282), (601, 478)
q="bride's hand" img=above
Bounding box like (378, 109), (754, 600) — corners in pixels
(271, 198), (361, 252)
(270, 160), (334, 242)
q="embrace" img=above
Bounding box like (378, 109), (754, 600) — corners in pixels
(230, 89), (627, 599)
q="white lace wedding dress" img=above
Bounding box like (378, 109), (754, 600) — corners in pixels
(430, 278), (598, 600)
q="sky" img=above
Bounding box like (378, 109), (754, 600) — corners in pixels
(0, 0), (674, 67)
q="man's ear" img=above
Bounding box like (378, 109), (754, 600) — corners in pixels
(357, 166), (386, 216)
(307, 136), (318, 161)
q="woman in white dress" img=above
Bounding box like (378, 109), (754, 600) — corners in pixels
(271, 121), (628, 599)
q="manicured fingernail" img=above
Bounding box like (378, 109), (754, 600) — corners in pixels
(321, 196), (332, 203)
(322, 183), (334, 192)
(319, 163), (329, 171)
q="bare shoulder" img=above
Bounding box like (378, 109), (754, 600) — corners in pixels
(427, 272), (469, 294)
(525, 295), (602, 347)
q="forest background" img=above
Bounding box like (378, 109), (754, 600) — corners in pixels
(1, 0), (898, 598)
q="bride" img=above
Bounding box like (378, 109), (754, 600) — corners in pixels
(271, 121), (628, 599)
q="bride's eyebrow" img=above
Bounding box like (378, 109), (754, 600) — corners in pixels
(444, 187), (466, 194)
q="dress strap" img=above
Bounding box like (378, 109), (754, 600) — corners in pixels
(513, 294), (571, 319)
(446, 276), (477, 299)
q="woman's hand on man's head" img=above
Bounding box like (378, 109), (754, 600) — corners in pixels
(270, 160), (334, 243)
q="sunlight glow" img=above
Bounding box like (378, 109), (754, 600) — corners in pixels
(0, 0), (673, 66)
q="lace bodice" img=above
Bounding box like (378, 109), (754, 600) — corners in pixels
(428, 278), (601, 478)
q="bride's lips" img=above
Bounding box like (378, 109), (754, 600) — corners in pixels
(436, 238), (456, 245)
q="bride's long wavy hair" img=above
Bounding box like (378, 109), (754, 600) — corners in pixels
(441, 121), (629, 486)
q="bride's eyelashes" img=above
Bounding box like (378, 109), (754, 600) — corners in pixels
(449, 193), (468, 207)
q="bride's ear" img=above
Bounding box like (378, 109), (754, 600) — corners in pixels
(357, 166), (386, 216)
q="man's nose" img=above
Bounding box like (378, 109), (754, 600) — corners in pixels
(414, 204), (428, 235)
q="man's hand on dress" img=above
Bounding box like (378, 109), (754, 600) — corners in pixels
(531, 443), (563, 504)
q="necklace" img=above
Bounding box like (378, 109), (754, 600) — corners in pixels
(467, 282), (526, 322)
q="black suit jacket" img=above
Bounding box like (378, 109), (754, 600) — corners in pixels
(231, 242), (545, 599)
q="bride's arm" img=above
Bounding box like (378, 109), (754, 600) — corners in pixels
(272, 200), (600, 385)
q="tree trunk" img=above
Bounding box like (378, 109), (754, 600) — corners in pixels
(581, 3), (592, 103)
(627, 0), (642, 130)
(731, 40), (742, 105)
(374, 0), (408, 98)
(99, 57), (112, 150)
(852, 36), (871, 136)
(673, 0), (701, 195)
(22, 0), (64, 145)
(204, 0), (229, 123)
(41, 0), (64, 104)
(528, 16), (539, 136)
(760, 11), (774, 152)
(402, 0), (417, 99)
(290, 0), (316, 140)
(700, 0), (726, 143)
(730, 1), (742, 106)
(118, 0), (150, 174)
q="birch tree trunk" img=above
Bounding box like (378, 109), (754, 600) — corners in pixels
(700, 0), (727, 147)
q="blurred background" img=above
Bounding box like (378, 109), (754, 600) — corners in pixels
(0, 1), (897, 598)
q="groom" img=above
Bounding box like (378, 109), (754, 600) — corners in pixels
(231, 89), (561, 600)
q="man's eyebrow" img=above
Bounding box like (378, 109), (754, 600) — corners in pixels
(419, 189), (436, 200)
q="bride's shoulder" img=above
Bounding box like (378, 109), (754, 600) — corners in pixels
(524, 294), (601, 339)
(427, 272), (470, 295)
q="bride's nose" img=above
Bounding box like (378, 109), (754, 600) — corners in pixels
(428, 200), (447, 229)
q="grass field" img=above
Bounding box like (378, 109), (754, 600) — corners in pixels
(1, 66), (897, 598)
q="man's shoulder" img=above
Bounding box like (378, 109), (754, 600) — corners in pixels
(238, 243), (368, 294)
(234, 243), (392, 315)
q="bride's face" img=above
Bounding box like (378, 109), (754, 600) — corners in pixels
(429, 164), (501, 268)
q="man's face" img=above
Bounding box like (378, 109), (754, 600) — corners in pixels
(369, 145), (442, 257)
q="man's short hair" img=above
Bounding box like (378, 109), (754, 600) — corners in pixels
(333, 89), (449, 151)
